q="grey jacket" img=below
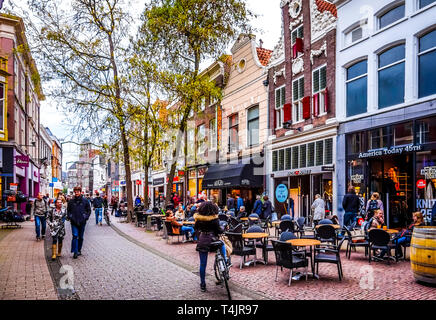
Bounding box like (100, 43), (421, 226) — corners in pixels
(32, 199), (48, 218)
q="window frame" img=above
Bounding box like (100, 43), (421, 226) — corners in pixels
(418, 28), (436, 98)
(345, 59), (368, 117)
(291, 25), (304, 58)
(275, 85), (286, 129)
(292, 76), (305, 124)
(377, 1), (406, 31)
(377, 43), (406, 109)
(209, 117), (217, 151)
(312, 64), (327, 117)
(247, 105), (259, 148)
(228, 113), (239, 153)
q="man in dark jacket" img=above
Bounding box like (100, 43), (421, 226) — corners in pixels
(92, 191), (104, 226)
(261, 195), (273, 220)
(226, 194), (235, 211)
(342, 186), (361, 228)
(68, 186), (91, 259)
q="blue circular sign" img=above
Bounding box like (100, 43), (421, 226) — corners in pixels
(275, 184), (289, 203)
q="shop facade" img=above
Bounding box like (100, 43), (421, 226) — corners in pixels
(340, 112), (436, 227)
(267, 124), (338, 220)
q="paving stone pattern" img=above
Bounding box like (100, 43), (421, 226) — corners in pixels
(112, 219), (436, 300)
(60, 219), (252, 300)
(0, 222), (58, 300)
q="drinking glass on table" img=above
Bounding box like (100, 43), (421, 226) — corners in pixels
(383, 225), (387, 230)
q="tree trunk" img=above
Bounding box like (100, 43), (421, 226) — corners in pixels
(144, 165), (149, 209)
(120, 128), (134, 222)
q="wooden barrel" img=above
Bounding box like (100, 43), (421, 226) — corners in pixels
(410, 226), (436, 284)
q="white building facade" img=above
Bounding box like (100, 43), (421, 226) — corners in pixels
(334, 0), (436, 227)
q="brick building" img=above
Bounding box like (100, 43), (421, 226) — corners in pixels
(265, 0), (339, 221)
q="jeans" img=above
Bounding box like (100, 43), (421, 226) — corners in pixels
(71, 223), (86, 254)
(199, 243), (227, 286)
(343, 212), (356, 227)
(181, 226), (196, 240)
(52, 236), (64, 245)
(35, 216), (46, 238)
(95, 208), (103, 224)
(379, 236), (408, 258)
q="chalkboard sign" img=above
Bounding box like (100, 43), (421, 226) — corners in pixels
(275, 184), (288, 203)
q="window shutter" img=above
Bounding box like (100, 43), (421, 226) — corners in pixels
(281, 87), (286, 105)
(272, 151), (278, 172)
(292, 43), (298, 59)
(313, 69), (320, 93)
(283, 103), (292, 123)
(324, 87), (329, 113)
(273, 102), (277, 129)
(298, 78), (304, 99)
(295, 38), (304, 54)
(313, 93), (319, 117)
(293, 80), (299, 101)
(302, 96), (311, 119)
(285, 148), (292, 170)
(320, 66), (327, 90)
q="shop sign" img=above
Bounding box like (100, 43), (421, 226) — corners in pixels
(358, 145), (422, 159)
(275, 184), (289, 203)
(153, 178), (165, 186)
(136, 180), (142, 185)
(15, 155), (29, 168)
(214, 180), (224, 187)
(351, 174), (364, 184)
(417, 199), (436, 223)
(289, 170), (311, 176)
(416, 179), (426, 189)
(10, 183), (18, 192)
(421, 166), (436, 179)
(241, 179), (250, 186)
(189, 170), (196, 178)
(321, 165), (335, 172)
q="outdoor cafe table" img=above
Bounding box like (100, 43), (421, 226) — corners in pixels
(315, 224), (341, 230)
(182, 221), (195, 225)
(242, 233), (269, 267)
(286, 239), (321, 279)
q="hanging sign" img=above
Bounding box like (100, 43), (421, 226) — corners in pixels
(416, 179), (426, 189)
(15, 155), (29, 168)
(351, 174), (364, 184)
(275, 184), (289, 203)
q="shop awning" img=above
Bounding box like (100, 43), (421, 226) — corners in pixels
(201, 163), (263, 189)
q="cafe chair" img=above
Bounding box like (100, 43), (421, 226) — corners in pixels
(318, 219), (333, 225)
(315, 224), (337, 247)
(218, 214), (229, 223)
(314, 237), (346, 281)
(229, 223), (243, 233)
(281, 214), (292, 221)
(164, 221), (182, 244)
(296, 217), (315, 239)
(260, 216), (272, 235)
(278, 220), (294, 236)
(343, 226), (369, 260)
(225, 232), (256, 269)
(135, 211), (147, 228)
(368, 229), (397, 264)
(271, 240), (309, 286)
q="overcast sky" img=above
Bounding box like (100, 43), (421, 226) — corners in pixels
(7, 0), (283, 171)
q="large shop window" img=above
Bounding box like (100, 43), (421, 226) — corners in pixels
(419, 0), (436, 9)
(393, 122), (413, 146)
(378, 44), (405, 108)
(228, 114), (239, 153)
(415, 150), (436, 224)
(378, 3), (405, 29)
(419, 29), (436, 98)
(416, 116), (436, 144)
(292, 77), (304, 123)
(209, 118), (217, 150)
(369, 127), (391, 150)
(348, 159), (367, 195)
(247, 106), (259, 147)
(275, 86), (285, 129)
(346, 60), (367, 117)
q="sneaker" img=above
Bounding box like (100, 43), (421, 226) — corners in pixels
(99, 222), (102, 226)
(73, 253), (78, 259)
(200, 284), (206, 292)
(41, 235), (45, 239)
(36, 237), (40, 241)
(78, 251), (82, 256)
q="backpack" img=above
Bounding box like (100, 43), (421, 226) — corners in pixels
(366, 200), (379, 220)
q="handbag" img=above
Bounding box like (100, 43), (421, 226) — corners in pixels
(220, 234), (233, 256)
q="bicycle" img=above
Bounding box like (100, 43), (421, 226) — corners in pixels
(211, 239), (232, 300)
(104, 207), (110, 226)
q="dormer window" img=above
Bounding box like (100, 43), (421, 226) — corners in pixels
(344, 22), (367, 47)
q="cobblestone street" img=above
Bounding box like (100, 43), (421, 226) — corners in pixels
(57, 219), (256, 300)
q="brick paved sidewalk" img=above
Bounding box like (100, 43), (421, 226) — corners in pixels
(0, 222), (58, 300)
(111, 219), (436, 300)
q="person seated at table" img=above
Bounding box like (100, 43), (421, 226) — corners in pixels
(330, 215), (340, 225)
(236, 206), (247, 219)
(175, 204), (185, 220)
(227, 208), (235, 217)
(281, 214), (292, 221)
(369, 209), (384, 230)
(166, 210), (195, 242)
(391, 211), (423, 259)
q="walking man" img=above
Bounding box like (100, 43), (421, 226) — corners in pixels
(93, 191), (104, 226)
(342, 186), (360, 228)
(67, 186), (91, 259)
(32, 192), (48, 241)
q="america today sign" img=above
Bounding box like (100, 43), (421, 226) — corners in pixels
(358, 145), (422, 159)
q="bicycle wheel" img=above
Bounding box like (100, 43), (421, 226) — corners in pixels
(213, 256), (222, 283)
(223, 271), (231, 300)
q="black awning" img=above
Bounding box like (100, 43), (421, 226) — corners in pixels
(201, 163), (263, 189)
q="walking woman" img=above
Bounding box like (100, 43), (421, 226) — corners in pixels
(194, 201), (228, 292)
(47, 199), (67, 261)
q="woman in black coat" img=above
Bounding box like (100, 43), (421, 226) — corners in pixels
(194, 201), (228, 292)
